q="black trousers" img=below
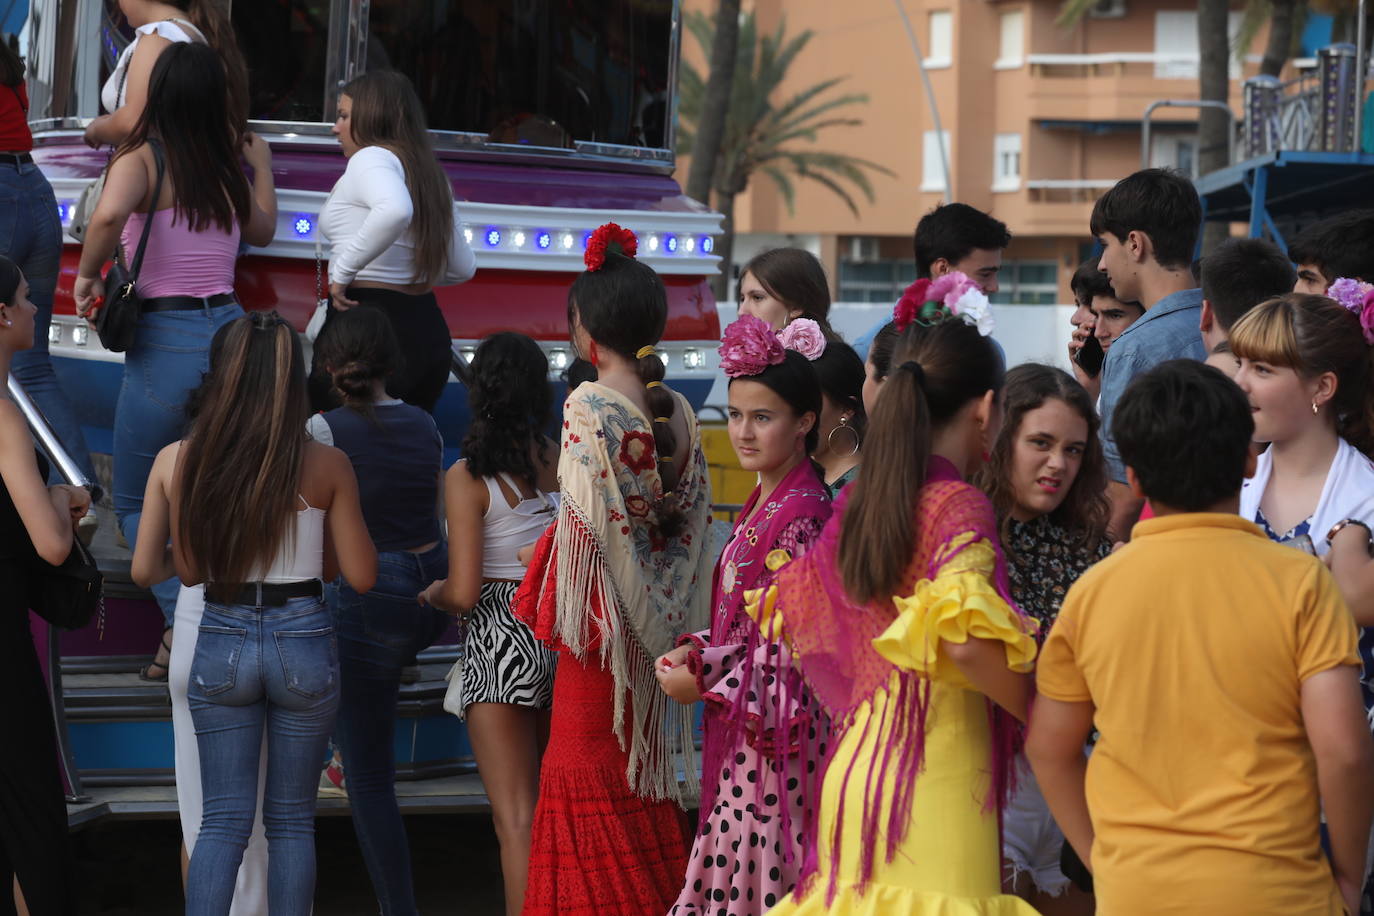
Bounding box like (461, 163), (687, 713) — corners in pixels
(308, 287), (452, 415)
(0, 606), (75, 915)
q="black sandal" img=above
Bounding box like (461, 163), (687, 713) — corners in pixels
(139, 627), (173, 682)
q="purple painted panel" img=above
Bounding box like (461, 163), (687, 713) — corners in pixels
(35, 138), (706, 214)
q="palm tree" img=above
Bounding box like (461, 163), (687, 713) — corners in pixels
(685, 0), (741, 207)
(678, 11), (893, 300)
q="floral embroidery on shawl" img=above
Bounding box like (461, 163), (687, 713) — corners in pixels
(524, 381), (713, 802)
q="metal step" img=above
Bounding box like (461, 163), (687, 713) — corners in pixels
(67, 773), (494, 830)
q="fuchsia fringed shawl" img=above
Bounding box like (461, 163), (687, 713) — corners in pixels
(762, 456), (1030, 899)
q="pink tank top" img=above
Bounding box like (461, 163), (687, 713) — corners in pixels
(121, 209), (240, 299)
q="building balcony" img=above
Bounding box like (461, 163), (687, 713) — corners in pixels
(1024, 53), (1250, 124)
(990, 180), (1118, 237)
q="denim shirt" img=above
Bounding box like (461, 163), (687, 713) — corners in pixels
(1099, 288), (1207, 483)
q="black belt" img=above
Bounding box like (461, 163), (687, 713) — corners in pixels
(142, 292), (238, 313)
(0, 152), (32, 167)
(227, 580), (323, 608)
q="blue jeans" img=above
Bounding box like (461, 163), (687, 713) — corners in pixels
(114, 302), (242, 623)
(186, 595), (339, 916)
(0, 161), (95, 483)
(332, 542), (450, 916)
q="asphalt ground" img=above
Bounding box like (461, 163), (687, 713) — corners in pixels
(72, 812), (507, 914)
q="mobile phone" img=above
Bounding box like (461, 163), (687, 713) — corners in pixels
(1073, 334), (1104, 378)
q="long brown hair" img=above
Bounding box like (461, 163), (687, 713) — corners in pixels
(1229, 293), (1374, 455)
(171, 0), (249, 138)
(740, 247), (840, 340)
(119, 42), (249, 234)
(977, 363), (1108, 552)
(176, 313), (309, 601)
(343, 70), (454, 287)
(0, 37), (23, 87)
(838, 318), (1004, 603)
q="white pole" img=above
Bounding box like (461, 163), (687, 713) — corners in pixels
(1355, 0), (1368, 152)
(891, 0), (952, 204)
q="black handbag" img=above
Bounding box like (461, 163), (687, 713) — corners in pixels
(97, 139), (165, 353)
(26, 536), (103, 631)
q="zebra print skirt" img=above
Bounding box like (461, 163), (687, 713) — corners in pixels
(449, 580), (556, 720)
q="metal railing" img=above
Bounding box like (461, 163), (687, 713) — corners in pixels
(8, 375), (98, 805)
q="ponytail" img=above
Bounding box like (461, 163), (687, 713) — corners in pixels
(839, 360), (932, 603)
(637, 346), (687, 537)
(567, 236), (685, 537)
(837, 319), (1005, 604)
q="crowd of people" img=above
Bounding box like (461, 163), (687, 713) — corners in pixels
(2, 4), (1374, 915)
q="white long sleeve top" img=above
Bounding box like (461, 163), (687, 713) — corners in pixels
(320, 145), (477, 288)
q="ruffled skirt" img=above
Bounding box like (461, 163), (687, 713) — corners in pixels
(521, 647), (689, 915)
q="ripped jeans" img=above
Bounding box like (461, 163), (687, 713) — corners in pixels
(185, 595), (339, 916)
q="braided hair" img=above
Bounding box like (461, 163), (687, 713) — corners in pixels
(568, 243), (686, 536)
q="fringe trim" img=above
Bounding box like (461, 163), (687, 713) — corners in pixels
(550, 496), (698, 805)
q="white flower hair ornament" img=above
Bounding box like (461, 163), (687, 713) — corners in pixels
(893, 271), (997, 337)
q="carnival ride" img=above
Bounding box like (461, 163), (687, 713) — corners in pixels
(15, 0), (723, 825)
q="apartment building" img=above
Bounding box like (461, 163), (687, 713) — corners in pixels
(684, 0), (1308, 306)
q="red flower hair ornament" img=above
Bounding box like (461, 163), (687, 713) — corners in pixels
(584, 222), (639, 271)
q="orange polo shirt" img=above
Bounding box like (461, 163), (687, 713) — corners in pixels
(1038, 512), (1359, 915)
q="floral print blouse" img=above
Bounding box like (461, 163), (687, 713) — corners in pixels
(1004, 514), (1111, 642)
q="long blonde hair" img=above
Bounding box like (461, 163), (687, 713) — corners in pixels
(343, 71), (454, 287)
(176, 313), (309, 601)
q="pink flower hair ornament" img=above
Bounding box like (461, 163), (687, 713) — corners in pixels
(1329, 277), (1374, 345)
(776, 318), (827, 360)
(891, 271), (996, 337)
(719, 315), (786, 378)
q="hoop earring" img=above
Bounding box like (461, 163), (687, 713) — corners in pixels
(826, 417), (860, 456)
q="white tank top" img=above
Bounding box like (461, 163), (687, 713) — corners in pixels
(101, 19), (204, 113)
(253, 497), (326, 583)
(482, 473), (557, 580)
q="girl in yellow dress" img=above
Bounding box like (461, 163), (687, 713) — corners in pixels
(747, 277), (1041, 915)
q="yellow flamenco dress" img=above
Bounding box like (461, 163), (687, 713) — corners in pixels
(747, 534), (1041, 916)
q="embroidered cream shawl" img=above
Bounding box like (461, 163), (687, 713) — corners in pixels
(546, 382), (712, 801)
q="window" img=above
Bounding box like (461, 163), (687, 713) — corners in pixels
(992, 133), (1021, 191)
(365, 0), (673, 147)
(232, 0), (332, 123)
(1149, 133), (1198, 177)
(1153, 11), (1243, 80)
(989, 261), (1059, 305)
(995, 10), (1024, 69)
(926, 11), (952, 68)
(921, 130), (951, 192)
(838, 259), (917, 303)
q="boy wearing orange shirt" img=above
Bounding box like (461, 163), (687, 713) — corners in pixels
(1028, 360), (1374, 915)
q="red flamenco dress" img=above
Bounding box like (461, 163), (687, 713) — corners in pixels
(515, 522), (691, 915)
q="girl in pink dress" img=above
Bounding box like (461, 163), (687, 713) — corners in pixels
(657, 316), (833, 915)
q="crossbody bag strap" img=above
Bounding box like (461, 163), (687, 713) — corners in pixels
(124, 139), (166, 283)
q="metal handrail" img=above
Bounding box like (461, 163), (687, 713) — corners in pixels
(1141, 99), (1237, 170)
(7, 375), (93, 804)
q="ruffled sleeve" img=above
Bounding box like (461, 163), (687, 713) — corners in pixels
(872, 536), (1037, 688)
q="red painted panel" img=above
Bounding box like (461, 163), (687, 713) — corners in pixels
(54, 250), (721, 343)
